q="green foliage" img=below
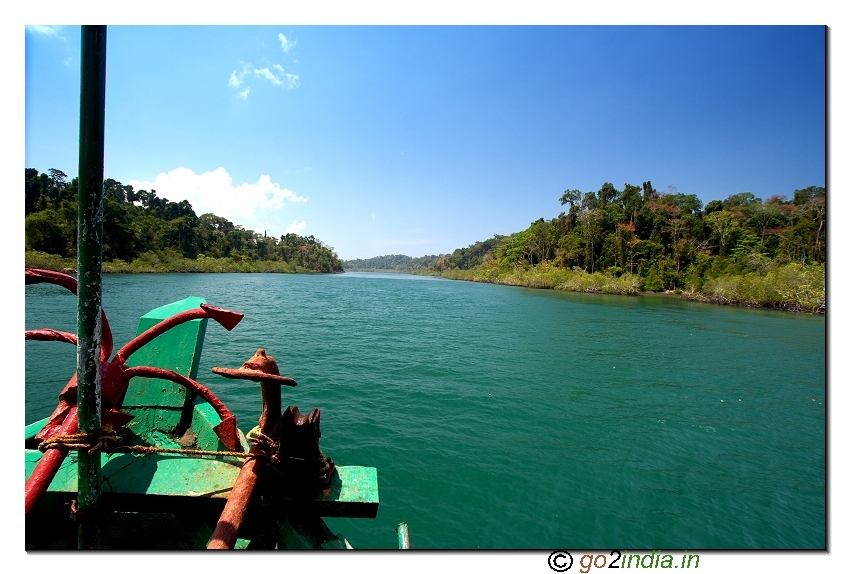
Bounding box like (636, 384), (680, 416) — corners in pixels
(441, 263), (641, 295)
(25, 210), (72, 254)
(24, 250), (76, 271)
(641, 266), (665, 292)
(431, 235), (505, 271)
(24, 168), (343, 274)
(685, 263), (824, 313)
(426, 180), (826, 313)
(557, 268), (641, 295)
(344, 254), (442, 272)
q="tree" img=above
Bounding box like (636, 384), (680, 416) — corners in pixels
(792, 185), (825, 206)
(799, 190), (826, 260)
(751, 202), (782, 245)
(642, 181), (656, 201)
(705, 210), (737, 255)
(665, 218), (690, 271)
(559, 189), (581, 212)
(103, 178), (129, 203)
(723, 192), (761, 212)
(581, 191), (600, 212)
(25, 168), (41, 215)
(665, 193), (702, 215)
(102, 199), (135, 261)
(555, 233), (582, 268)
(526, 219), (554, 266)
(621, 184), (643, 224)
(704, 200), (723, 216)
(598, 182), (619, 207)
(25, 210), (69, 255)
(578, 209), (604, 272)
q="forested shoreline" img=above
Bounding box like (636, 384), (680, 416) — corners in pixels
(25, 168), (825, 313)
(346, 181), (825, 314)
(343, 253), (441, 273)
(25, 168), (343, 273)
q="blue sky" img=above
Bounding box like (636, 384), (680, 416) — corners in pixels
(24, 24), (825, 260)
(9, 6), (848, 571)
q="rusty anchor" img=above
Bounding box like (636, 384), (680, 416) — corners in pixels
(206, 349), (336, 549)
(207, 349), (294, 549)
(24, 268), (246, 516)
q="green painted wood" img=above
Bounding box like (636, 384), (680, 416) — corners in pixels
(262, 466), (380, 519)
(122, 296), (208, 438)
(25, 417), (49, 441)
(234, 538), (251, 549)
(190, 396), (234, 451)
(25, 439), (378, 519)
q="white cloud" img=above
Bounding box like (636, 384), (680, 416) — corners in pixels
(287, 220), (307, 234)
(229, 59), (299, 95)
(254, 67), (282, 85)
(254, 66), (299, 89)
(26, 26), (61, 37)
(128, 167), (307, 235)
(283, 72), (300, 89)
(278, 33), (297, 52)
(228, 33), (300, 96)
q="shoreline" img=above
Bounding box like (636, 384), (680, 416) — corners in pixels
(429, 268), (825, 316)
(25, 253), (824, 316)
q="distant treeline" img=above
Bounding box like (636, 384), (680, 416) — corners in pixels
(24, 168), (343, 273)
(343, 253), (442, 272)
(427, 181), (825, 313)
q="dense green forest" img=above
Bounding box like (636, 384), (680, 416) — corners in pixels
(343, 253), (441, 272)
(24, 168), (343, 273)
(426, 181), (825, 313)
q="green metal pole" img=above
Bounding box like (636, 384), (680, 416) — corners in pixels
(76, 24), (107, 550)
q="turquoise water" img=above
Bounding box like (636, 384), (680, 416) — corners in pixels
(25, 272), (825, 549)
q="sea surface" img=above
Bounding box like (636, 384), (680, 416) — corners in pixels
(24, 272), (826, 549)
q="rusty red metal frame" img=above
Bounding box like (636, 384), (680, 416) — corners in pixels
(25, 269), (245, 516)
(26, 268), (113, 360)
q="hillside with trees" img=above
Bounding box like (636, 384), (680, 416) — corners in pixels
(343, 254), (442, 272)
(427, 181), (825, 313)
(24, 168), (343, 273)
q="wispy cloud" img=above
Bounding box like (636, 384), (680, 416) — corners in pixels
(254, 67), (282, 85)
(280, 69), (300, 89)
(229, 61), (251, 94)
(228, 47), (300, 97)
(287, 220), (307, 234)
(26, 25), (62, 38)
(278, 33), (297, 52)
(128, 167), (307, 235)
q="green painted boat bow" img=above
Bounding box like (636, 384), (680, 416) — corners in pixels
(25, 296), (379, 550)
